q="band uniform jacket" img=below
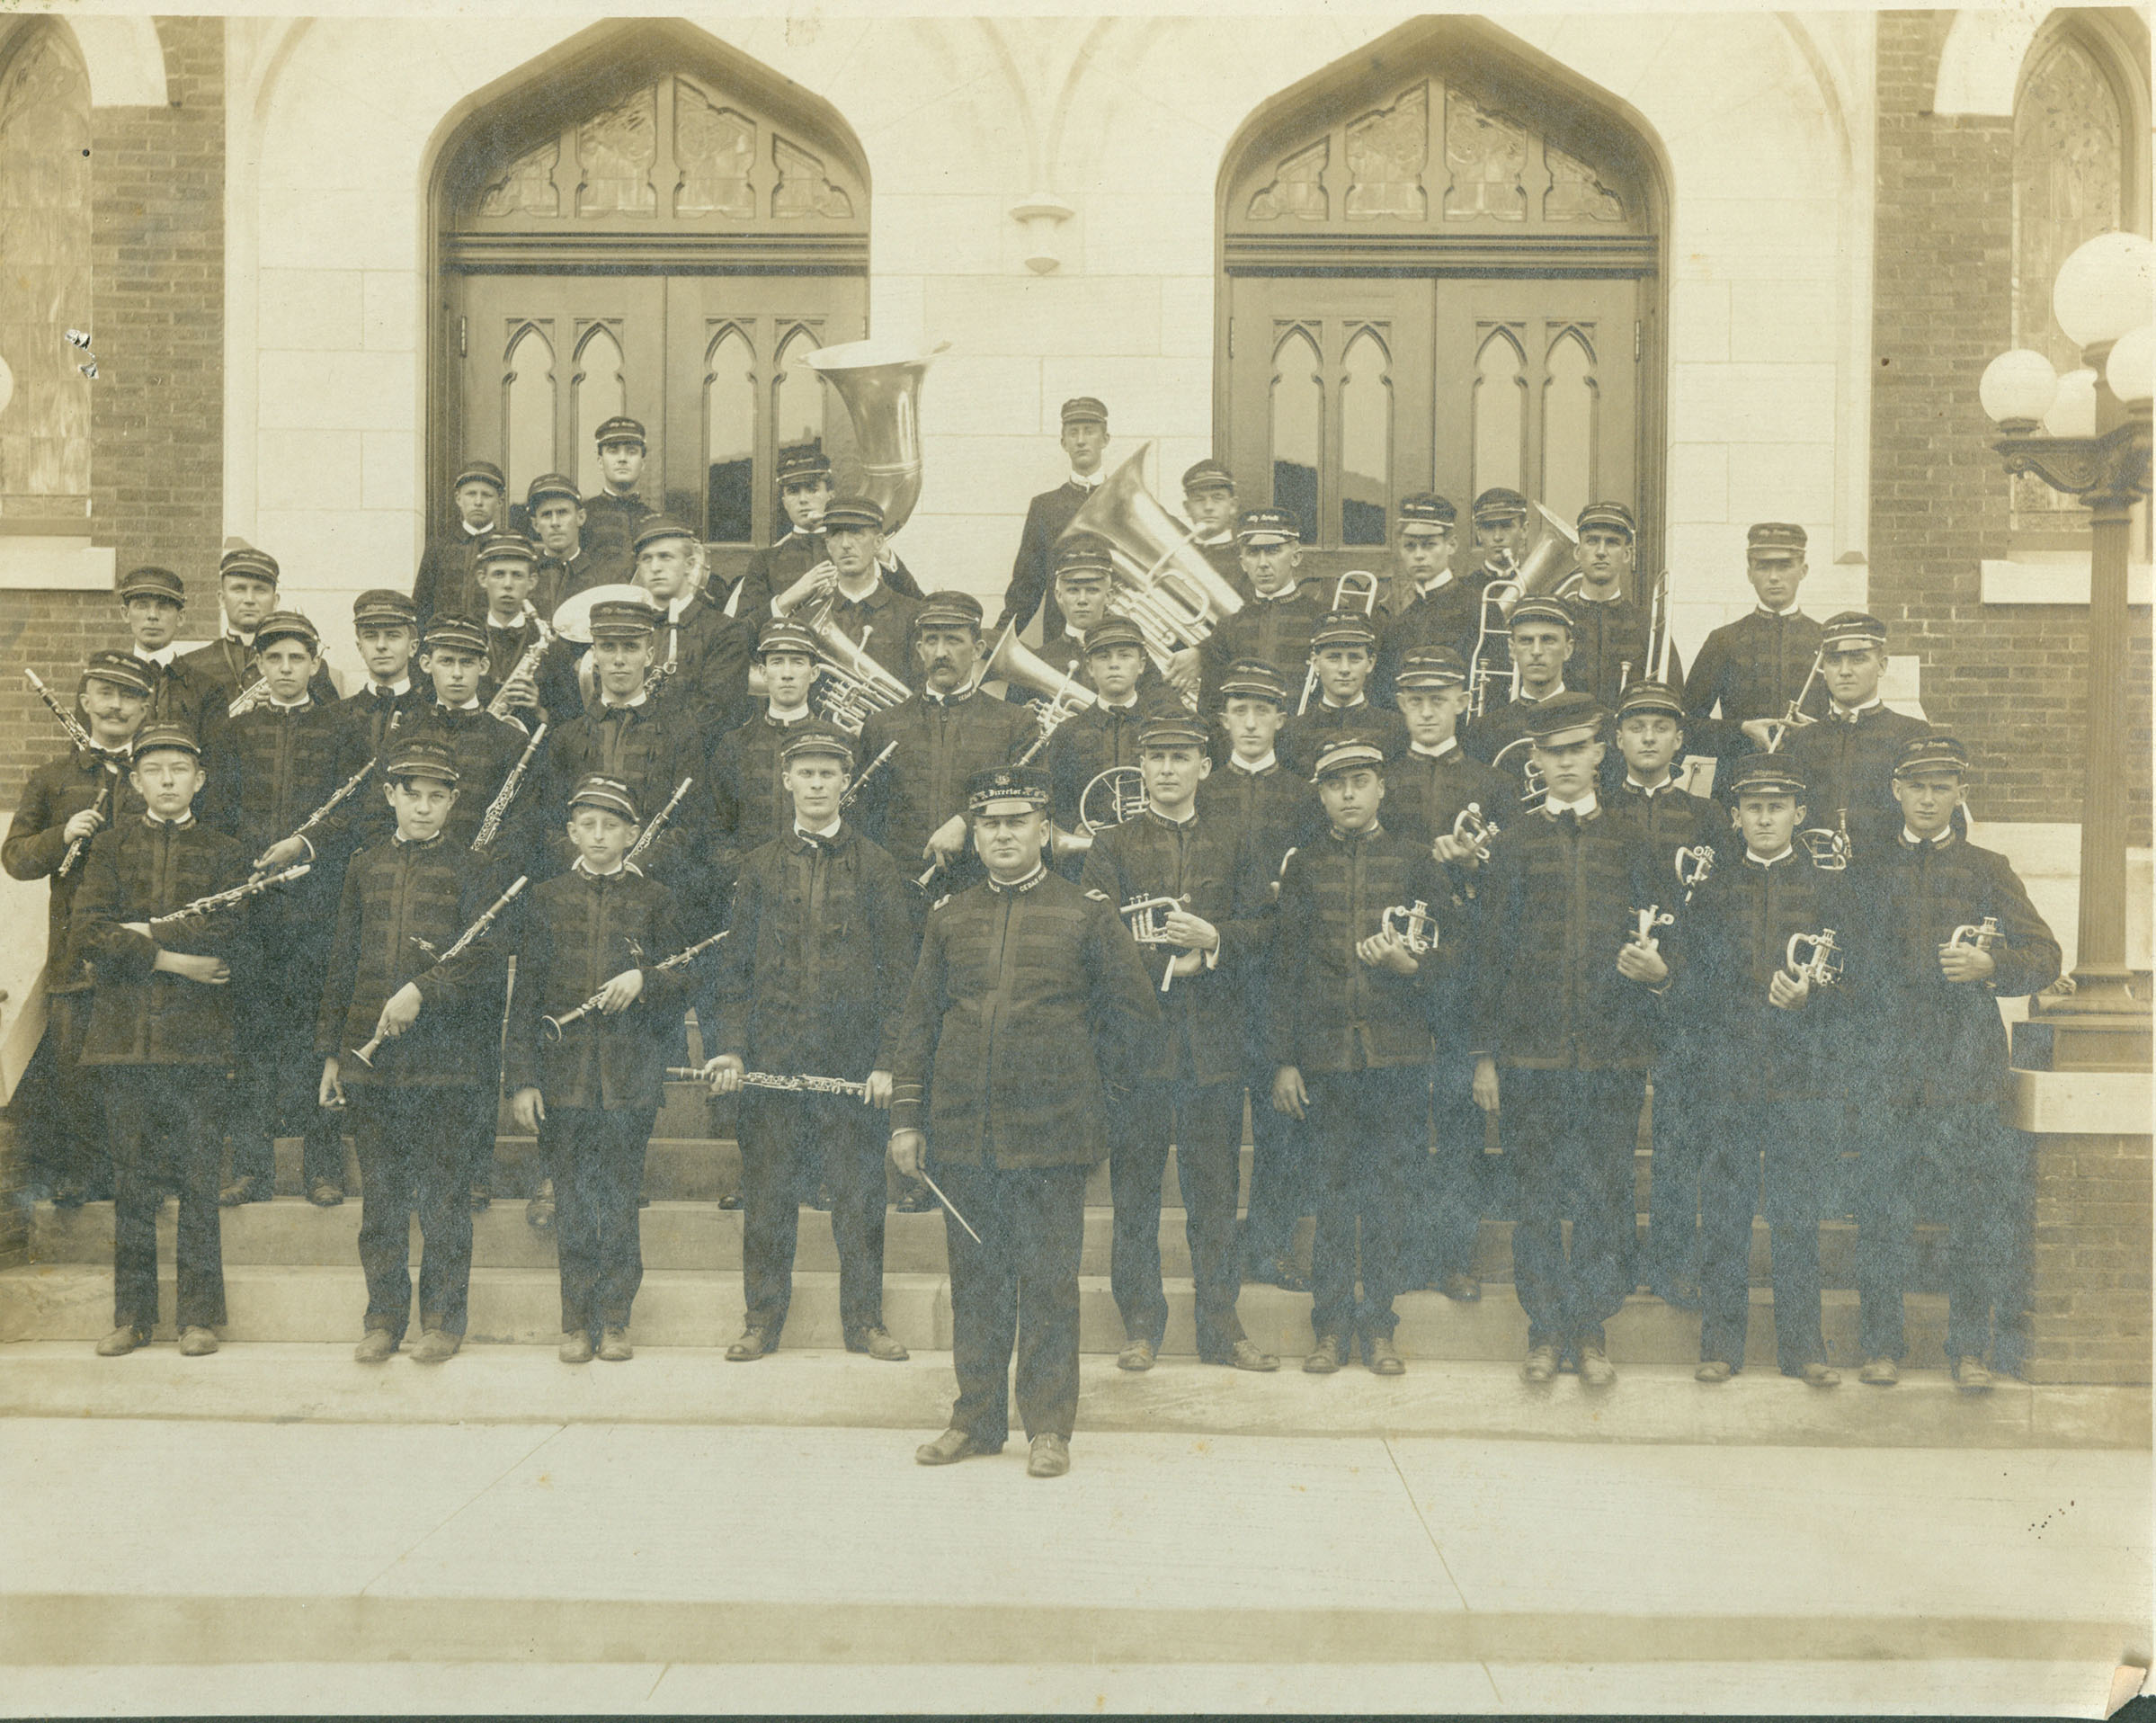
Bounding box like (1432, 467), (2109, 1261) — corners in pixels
(1565, 592), (1688, 715)
(1027, 629), (1172, 710)
(503, 864), (694, 1111)
(1079, 808), (1272, 1086)
(996, 478), (1095, 644)
(313, 833), (512, 1088)
(580, 489), (655, 568)
(888, 867), (1161, 1167)
(1470, 802), (1664, 1072)
(1374, 572), (1490, 705)
(1278, 699), (1411, 781)
(1606, 778), (1728, 877)
(541, 695), (708, 897)
(1381, 740), (1519, 853)
(857, 688), (1035, 873)
(708, 707), (820, 898)
(1047, 696), (1176, 835)
(711, 821), (917, 1080)
(70, 814), (248, 1066)
(818, 579), (927, 692)
(479, 615), (584, 731)
(203, 696), (352, 930)
(729, 531), (923, 627)
(411, 523), (487, 621)
(397, 701), (545, 868)
(1194, 757), (1324, 1072)
(540, 540), (632, 608)
(4, 744), (144, 995)
(646, 593), (754, 753)
(1782, 702), (1934, 867)
(1683, 608), (1829, 765)
(1198, 578), (1334, 711)
(1843, 828), (2060, 1107)
(129, 650), (224, 747)
(1267, 824), (1449, 1076)
(1461, 689), (1571, 774)
(179, 636), (340, 740)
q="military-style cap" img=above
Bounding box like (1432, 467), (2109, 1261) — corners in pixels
(422, 615), (487, 656)
(1181, 459), (1234, 495)
(1399, 494), (1457, 528)
(1747, 522), (1807, 557)
(473, 530), (538, 567)
(384, 737), (460, 786)
(1310, 610), (1379, 650)
(1521, 690), (1608, 746)
(1473, 487), (1530, 522)
(1082, 616), (1147, 656)
(1310, 737), (1388, 781)
(914, 589), (984, 631)
(117, 565), (185, 606)
(130, 723), (200, 761)
(1059, 397), (1109, 426)
(254, 610), (319, 653)
(1577, 501), (1636, 539)
(631, 515), (698, 556)
(755, 619), (821, 659)
(588, 599), (656, 641)
(452, 459), (506, 494)
(526, 472), (582, 508)
(821, 495), (885, 534)
(776, 442), (833, 487)
(353, 589), (418, 629)
(1137, 713), (1210, 752)
(1893, 732), (1969, 779)
(967, 763), (1051, 815)
(1054, 535), (1114, 580)
(1216, 658), (1288, 706)
(82, 650), (154, 697)
(779, 725), (856, 770)
(218, 546), (280, 586)
(1509, 594), (1574, 633)
(1615, 679), (1684, 721)
(568, 773), (638, 819)
(1821, 610), (1888, 652)
(1727, 754), (1807, 799)
(1235, 506), (1299, 546)
(593, 415), (646, 450)
(1393, 648), (1469, 691)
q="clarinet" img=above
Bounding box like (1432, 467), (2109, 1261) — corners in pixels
(147, 863), (311, 931)
(473, 721), (548, 853)
(839, 741), (897, 810)
(277, 756), (379, 854)
(665, 1067), (868, 1098)
(622, 776), (693, 867)
(486, 604), (556, 720)
(24, 669), (111, 879)
(349, 875), (528, 1067)
(542, 928), (727, 1041)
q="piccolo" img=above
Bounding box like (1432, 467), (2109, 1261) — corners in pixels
(25, 669), (110, 879)
(147, 863), (310, 930)
(666, 1067), (869, 1097)
(839, 740), (897, 810)
(349, 875), (528, 1068)
(473, 721), (547, 853)
(622, 776), (693, 867)
(541, 927), (727, 1041)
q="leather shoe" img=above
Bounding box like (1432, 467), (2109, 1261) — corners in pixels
(409, 1328), (460, 1365)
(1362, 1334), (1405, 1376)
(94, 1326), (148, 1357)
(1799, 1361), (1841, 1388)
(1578, 1344), (1617, 1388)
(1304, 1334), (1345, 1374)
(716, 1192), (744, 1211)
(1027, 1433), (1070, 1478)
(1953, 1355), (1994, 1392)
(526, 1181), (555, 1231)
(915, 1427), (999, 1467)
(218, 1176), (270, 1207)
(309, 1181), (344, 1208)
(847, 1326), (909, 1361)
(1695, 1360), (1733, 1383)
(1858, 1356), (1900, 1387)
(177, 1326), (218, 1357)
(354, 1328), (397, 1364)
(1218, 1338), (1278, 1372)
(1520, 1344), (1559, 1384)
(1440, 1271), (1483, 1303)
(1249, 1254), (1310, 1293)
(468, 1185), (491, 1213)
(894, 1183), (935, 1213)
(597, 1326), (633, 1362)
(726, 1326), (775, 1361)
(1116, 1337), (1157, 1372)
(558, 1331), (593, 1363)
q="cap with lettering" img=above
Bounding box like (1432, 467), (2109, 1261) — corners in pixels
(967, 764), (1051, 815)
(779, 726), (857, 771)
(1310, 737), (1388, 782)
(1821, 610), (1888, 652)
(1216, 658), (1288, 705)
(385, 737), (461, 786)
(593, 416), (646, 450)
(756, 618), (821, 660)
(1521, 690), (1608, 747)
(423, 615), (488, 656)
(821, 495), (885, 534)
(1310, 610), (1379, 651)
(1137, 713), (1210, 752)
(1728, 754), (1807, 799)
(130, 723), (201, 762)
(1615, 679), (1684, 722)
(1473, 487), (1530, 523)
(631, 515), (698, 557)
(914, 589), (984, 632)
(1235, 506), (1299, 546)
(1747, 522), (1808, 558)
(474, 530), (538, 567)
(1393, 648), (1469, 692)
(776, 443), (833, 487)
(526, 472), (581, 508)
(82, 649), (154, 698)
(1055, 535), (1115, 581)
(353, 589), (419, 629)
(1082, 616), (1147, 657)
(1893, 733), (1970, 780)
(1399, 494), (1458, 528)
(1509, 594), (1575, 633)
(117, 566), (185, 607)
(588, 599), (657, 641)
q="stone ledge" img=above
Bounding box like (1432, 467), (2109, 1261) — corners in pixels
(1982, 555), (2155, 607)
(0, 536), (115, 592)
(2011, 1066), (2154, 1135)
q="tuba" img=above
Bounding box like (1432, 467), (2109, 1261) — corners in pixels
(1492, 501), (1583, 598)
(807, 612), (913, 737)
(981, 622), (1100, 764)
(1467, 501), (1578, 717)
(801, 338), (949, 538)
(1061, 444), (1245, 662)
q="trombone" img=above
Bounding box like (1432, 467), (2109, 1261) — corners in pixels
(1761, 647), (1827, 753)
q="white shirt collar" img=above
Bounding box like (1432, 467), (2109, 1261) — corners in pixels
(796, 816), (842, 842)
(664, 594), (695, 624)
(765, 701), (810, 724)
(1545, 792), (1599, 818)
(1318, 694), (1368, 712)
(267, 693), (310, 711)
(1068, 470), (1103, 492)
(1831, 695), (1884, 719)
(369, 676), (413, 697)
(1746, 845), (1795, 866)
(144, 808), (193, 827)
(1514, 684), (1562, 706)
(1229, 750), (1278, 775)
(1626, 771), (1675, 794)
(574, 858), (628, 879)
(1416, 569), (1456, 598)
(1100, 692), (1139, 711)
(460, 520), (489, 539)
(1410, 737), (1460, 761)
(134, 644), (176, 668)
(486, 612), (524, 631)
(1902, 826), (1956, 848)
(441, 696), (482, 712)
(598, 692), (650, 711)
(1254, 582), (1300, 604)
(1754, 602), (1803, 619)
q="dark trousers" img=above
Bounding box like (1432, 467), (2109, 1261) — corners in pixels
(939, 1160), (1087, 1446)
(1416, 1057), (1488, 1281)
(552, 1104), (656, 1335)
(231, 937), (343, 1190)
(1698, 1097), (1829, 1372)
(1643, 1070), (1705, 1290)
(102, 1066), (227, 1332)
(739, 1089), (888, 1339)
(1109, 1076), (1244, 1358)
(1306, 1066), (1428, 1343)
(1503, 1067), (1644, 1352)
(447, 1083), (503, 1196)
(1241, 1064), (1311, 1266)
(15, 994), (109, 1194)
(352, 1084), (473, 1343)
(1858, 1101), (2029, 1367)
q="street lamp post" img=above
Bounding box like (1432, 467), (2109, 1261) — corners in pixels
(1981, 232), (2154, 1073)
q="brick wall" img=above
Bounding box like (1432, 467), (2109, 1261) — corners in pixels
(1870, 10), (2152, 844)
(0, 16), (223, 806)
(2026, 1130), (2153, 1385)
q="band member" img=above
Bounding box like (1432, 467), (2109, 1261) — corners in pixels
(473, 532), (580, 728)
(338, 590), (430, 763)
(316, 737), (508, 1365)
(707, 728), (916, 1362)
(1682, 522), (1829, 772)
(709, 618), (825, 901)
(1047, 615), (1168, 844)
(997, 395), (1110, 644)
(116, 565), (218, 740)
(1180, 459), (1249, 601)
(508, 774), (698, 1365)
(1196, 508), (1332, 713)
(769, 495), (923, 691)
(1020, 537), (1172, 707)
(1270, 738), (1450, 1376)
(1278, 611), (1409, 777)
(581, 415), (656, 567)
(180, 545), (337, 726)
(890, 764), (1159, 1477)
(1195, 659), (1323, 1292)
(73, 723), (246, 1359)
(206, 610), (350, 1208)
(411, 458), (505, 622)
(1380, 649), (1517, 847)
(735, 443), (925, 625)
(528, 471), (628, 605)
(1081, 712), (1278, 1373)
(1605, 681), (1721, 858)
(1783, 611), (1932, 867)
(1462, 595), (1578, 771)
(1566, 502), (1685, 711)
(4, 651), (153, 1204)
(1849, 735), (2060, 1391)
(1373, 495), (1473, 703)
(402, 615), (543, 863)
(1471, 692), (1665, 1388)
(633, 516), (754, 751)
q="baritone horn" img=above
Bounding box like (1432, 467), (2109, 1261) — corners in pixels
(1062, 443), (1245, 660)
(807, 613), (913, 736)
(801, 338), (949, 538)
(980, 622), (1099, 763)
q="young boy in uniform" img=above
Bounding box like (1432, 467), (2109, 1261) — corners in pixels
(708, 617), (824, 904)
(508, 774), (695, 1363)
(412, 458), (505, 622)
(340, 589), (429, 766)
(73, 724), (247, 1358)
(181, 545), (336, 730)
(473, 531), (580, 728)
(1047, 616), (1167, 847)
(1027, 537), (1171, 706)
(1278, 611), (1409, 778)
(1197, 509), (1331, 712)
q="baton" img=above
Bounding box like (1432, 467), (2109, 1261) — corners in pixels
(915, 1165), (983, 1246)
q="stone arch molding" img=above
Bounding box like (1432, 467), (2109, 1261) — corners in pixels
(1934, 6), (2056, 115)
(0, 16), (171, 108)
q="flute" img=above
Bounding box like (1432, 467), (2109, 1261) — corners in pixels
(541, 927), (727, 1041)
(348, 875), (528, 1067)
(667, 1067), (869, 1098)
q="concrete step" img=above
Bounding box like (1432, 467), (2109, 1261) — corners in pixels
(25, 1196), (1949, 1290)
(0, 1259), (1956, 1368)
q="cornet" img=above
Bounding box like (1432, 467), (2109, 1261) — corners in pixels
(1674, 844), (1716, 901)
(1119, 893), (1190, 994)
(1948, 916), (2002, 952)
(1489, 737), (1550, 813)
(1798, 808), (1851, 872)
(1382, 899), (1439, 954)
(1785, 927), (1845, 989)
(1627, 905), (1674, 951)
(1449, 802), (1500, 864)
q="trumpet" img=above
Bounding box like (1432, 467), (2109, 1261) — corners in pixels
(1785, 926), (1845, 989)
(1382, 898), (1439, 954)
(667, 1067), (869, 1098)
(1065, 443), (1245, 661)
(349, 874), (528, 1067)
(541, 927), (727, 1041)
(1948, 915), (2002, 952)
(1674, 844), (1716, 902)
(147, 863), (310, 931)
(1762, 647), (1827, 753)
(472, 721), (547, 853)
(840, 740), (897, 810)
(808, 615), (913, 737)
(486, 603), (556, 719)
(1798, 808), (1851, 872)
(622, 775), (693, 868)
(26, 668), (114, 878)
(1626, 904), (1674, 951)
(1450, 802), (1500, 864)
(1119, 893), (1190, 994)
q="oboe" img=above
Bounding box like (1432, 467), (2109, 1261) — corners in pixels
(349, 874), (528, 1067)
(541, 927), (727, 1041)
(839, 741), (897, 810)
(147, 863), (310, 930)
(473, 721), (548, 853)
(666, 1067), (869, 1098)
(25, 668), (110, 879)
(622, 775), (692, 867)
